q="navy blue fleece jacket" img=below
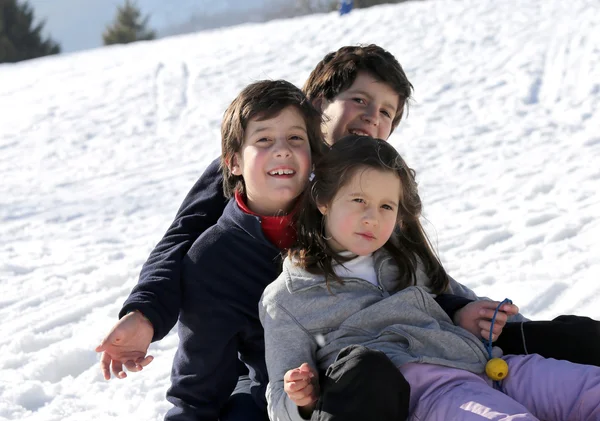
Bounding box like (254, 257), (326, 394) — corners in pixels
(164, 198), (281, 420)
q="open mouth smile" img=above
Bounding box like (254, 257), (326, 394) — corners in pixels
(268, 168), (296, 177)
(349, 129), (372, 137)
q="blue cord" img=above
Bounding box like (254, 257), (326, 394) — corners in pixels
(487, 298), (512, 391)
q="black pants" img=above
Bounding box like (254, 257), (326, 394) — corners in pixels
(495, 315), (600, 366)
(221, 346), (411, 421)
(220, 375), (268, 421)
(311, 345), (410, 421)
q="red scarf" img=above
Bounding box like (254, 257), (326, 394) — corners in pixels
(234, 191), (297, 250)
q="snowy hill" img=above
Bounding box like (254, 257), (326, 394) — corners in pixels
(1, 0), (599, 419)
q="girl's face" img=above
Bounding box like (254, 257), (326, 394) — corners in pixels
(232, 106), (312, 216)
(318, 167), (401, 256)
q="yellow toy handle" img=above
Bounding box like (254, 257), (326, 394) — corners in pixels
(486, 357), (509, 381)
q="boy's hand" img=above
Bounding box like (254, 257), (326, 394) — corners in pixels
(95, 310), (155, 380)
(454, 301), (519, 341)
(284, 363), (319, 415)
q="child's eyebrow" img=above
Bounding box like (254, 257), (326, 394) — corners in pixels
(249, 125), (307, 136)
(348, 192), (398, 207)
(289, 125), (308, 133)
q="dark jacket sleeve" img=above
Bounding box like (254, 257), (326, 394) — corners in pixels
(495, 315), (600, 366)
(434, 294), (474, 322)
(119, 157), (228, 341)
(165, 230), (244, 421)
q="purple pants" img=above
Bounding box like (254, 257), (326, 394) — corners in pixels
(399, 354), (600, 421)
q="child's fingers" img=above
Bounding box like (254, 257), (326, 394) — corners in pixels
(490, 314), (507, 328)
(285, 366), (313, 382)
(286, 383), (316, 406)
(480, 328), (492, 340)
(136, 355), (154, 368)
(479, 324), (500, 341)
(289, 394), (315, 407)
(479, 304), (519, 327)
(480, 328), (498, 341)
(285, 370), (307, 382)
(479, 308), (508, 324)
(285, 378), (311, 394)
(95, 340), (107, 353)
(123, 355), (153, 372)
(479, 301), (519, 317)
(478, 319), (505, 334)
(111, 359), (127, 379)
(298, 362), (315, 377)
(124, 360), (143, 372)
(99, 351), (112, 380)
(500, 303), (519, 315)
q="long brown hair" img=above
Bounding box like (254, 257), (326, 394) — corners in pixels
(290, 135), (449, 294)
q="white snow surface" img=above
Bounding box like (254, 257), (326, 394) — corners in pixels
(1, 0), (599, 419)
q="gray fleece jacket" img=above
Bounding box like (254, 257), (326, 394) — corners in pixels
(259, 251), (522, 421)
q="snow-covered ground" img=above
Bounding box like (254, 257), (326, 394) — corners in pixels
(1, 0), (599, 419)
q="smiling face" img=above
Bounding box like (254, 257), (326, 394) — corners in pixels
(231, 106), (312, 216)
(319, 71), (400, 145)
(318, 166), (402, 256)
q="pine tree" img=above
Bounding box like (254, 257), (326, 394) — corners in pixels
(103, 0), (156, 46)
(0, 0), (61, 64)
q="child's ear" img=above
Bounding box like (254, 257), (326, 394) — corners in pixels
(311, 96), (325, 112)
(317, 203), (328, 215)
(230, 154), (242, 176)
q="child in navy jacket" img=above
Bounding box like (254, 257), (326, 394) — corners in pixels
(164, 79), (325, 419)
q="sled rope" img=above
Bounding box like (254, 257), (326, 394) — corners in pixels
(486, 298), (512, 391)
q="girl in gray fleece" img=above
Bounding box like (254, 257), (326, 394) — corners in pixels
(259, 135), (600, 421)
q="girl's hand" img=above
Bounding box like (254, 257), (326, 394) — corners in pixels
(284, 362), (319, 413)
(454, 300), (519, 341)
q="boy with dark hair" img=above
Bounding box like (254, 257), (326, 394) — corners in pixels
(303, 44), (412, 128)
(304, 44), (412, 144)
